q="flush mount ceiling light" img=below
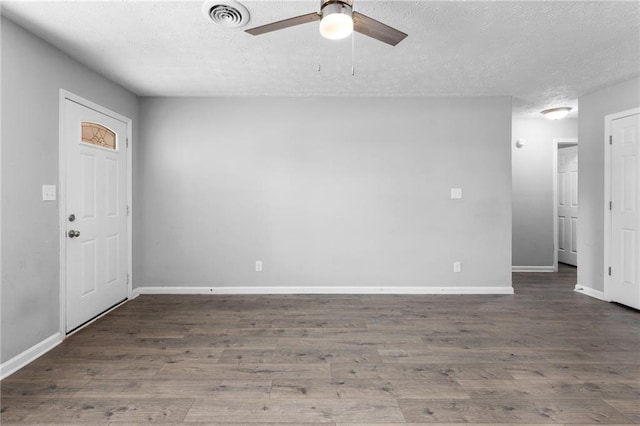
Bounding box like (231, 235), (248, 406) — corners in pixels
(202, 0), (250, 28)
(541, 107), (572, 120)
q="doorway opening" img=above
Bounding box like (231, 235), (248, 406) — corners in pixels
(553, 138), (578, 273)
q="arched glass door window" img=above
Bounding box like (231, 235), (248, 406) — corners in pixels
(81, 122), (116, 150)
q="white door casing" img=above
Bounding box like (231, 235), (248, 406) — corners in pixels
(60, 92), (131, 333)
(558, 145), (578, 266)
(606, 111), (640, 310)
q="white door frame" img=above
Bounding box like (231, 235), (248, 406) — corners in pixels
(58, 89), (133, 336)
(604, 107), (640, 301)
(552, 138), (579, 272)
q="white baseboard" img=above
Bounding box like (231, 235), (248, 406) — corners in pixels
(574, 284), (608, 301)
(135, 286), (514, 295)
(512, 266), (555, 272)
(0, 332), (63, 380)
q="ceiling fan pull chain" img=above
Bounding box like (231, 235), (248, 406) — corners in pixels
(351, 32), (355, 76)
(317, 31), (322, 73)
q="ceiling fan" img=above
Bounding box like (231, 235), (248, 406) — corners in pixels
(245, 0), (407, 47)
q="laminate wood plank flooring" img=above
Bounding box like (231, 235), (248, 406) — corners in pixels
(2, 264), (639, 424)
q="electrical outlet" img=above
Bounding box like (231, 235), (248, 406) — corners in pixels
(451, 188), (462, 199)
(255, 261), (262, 272)
(453, 261), (461, 273)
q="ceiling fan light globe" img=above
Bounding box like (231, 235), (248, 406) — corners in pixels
(319, 2), (353, 40)
(320, 13), (353, 39)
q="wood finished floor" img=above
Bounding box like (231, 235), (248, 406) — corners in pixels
(2, 264), (639, 425)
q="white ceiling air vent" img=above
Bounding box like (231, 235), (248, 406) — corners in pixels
(202, 0), (250, 28)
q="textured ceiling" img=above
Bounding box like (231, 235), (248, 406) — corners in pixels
(2, 1), (639, 117)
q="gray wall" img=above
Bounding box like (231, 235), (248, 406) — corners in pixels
(512, 118), (578, 267)
(136, 96), (513, 290)
(578, 77), (640, 292)
(1, 17), (139, 362)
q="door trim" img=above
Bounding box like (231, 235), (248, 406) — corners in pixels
(552, 138), (578, 272)
(604, 107), (640, 301)
(58, 89), (133, 336)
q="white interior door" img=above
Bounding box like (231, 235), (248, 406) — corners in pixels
(558, 145), (578, 266)
(609, 112), (640, 310)
(64, 98), (129, 332)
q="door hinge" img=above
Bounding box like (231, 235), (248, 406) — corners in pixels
(126, 137), (129, 148)
(609, 135), (612, 145)
(126, 205), (130, 216)
(609, 201), (612, 210)
(126, 273), (130, 285)
(608, 267), (612, 276)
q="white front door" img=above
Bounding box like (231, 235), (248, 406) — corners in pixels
(609, 112), (640, 310)
(63, 98), (129, 332)
(558, 145), (578, 266)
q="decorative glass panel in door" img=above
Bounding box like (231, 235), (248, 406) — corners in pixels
(81, 122), (116, 150)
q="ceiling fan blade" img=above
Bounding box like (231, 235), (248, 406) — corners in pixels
(245, 12), (321, 36)
(353, 12), (407, 46)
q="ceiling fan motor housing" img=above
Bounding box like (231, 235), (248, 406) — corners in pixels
(321, 1), (353, 19)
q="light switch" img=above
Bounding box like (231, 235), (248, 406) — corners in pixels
(451, 188), (462, 199)
(42, 185), (56, 201)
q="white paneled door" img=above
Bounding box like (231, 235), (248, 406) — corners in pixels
(558, 145), (578, 266)
(64, 98), (129, 332)
(609, 112), (640, 310)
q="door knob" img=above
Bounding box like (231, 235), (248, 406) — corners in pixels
(68, 230), (80, 238)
